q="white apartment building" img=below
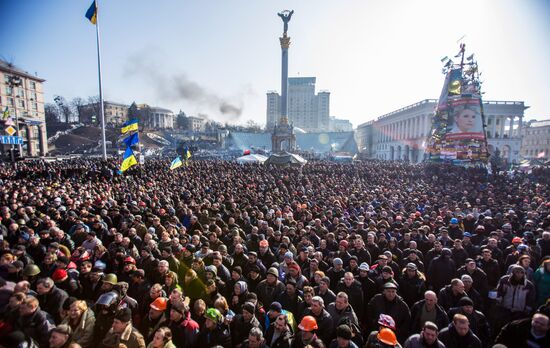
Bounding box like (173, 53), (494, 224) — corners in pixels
(356, 99), (526, 163)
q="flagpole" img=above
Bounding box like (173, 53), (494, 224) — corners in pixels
(95, 0), (107, 160)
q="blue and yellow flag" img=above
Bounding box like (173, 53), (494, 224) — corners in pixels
(123, 132), (139, 147)
(184, 148), (192, 160)
(170, 156), (183, 170)
(85, 1), (97, 25)
(121, 119), (139, 134)
(120, 147), (138, 173)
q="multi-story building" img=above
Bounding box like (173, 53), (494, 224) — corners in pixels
(521, 119), (550, 160)
(176, 111), (204, 132)
(356, 99), (526, 163)
(0, 60), (48, 156)
(266, 77), (330, 132)
(137, 104), (174, 129)
(78, 101), (129, 126)
(329, 117), (353, 132)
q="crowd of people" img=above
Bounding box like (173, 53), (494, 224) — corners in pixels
(0, 158), (549, 348)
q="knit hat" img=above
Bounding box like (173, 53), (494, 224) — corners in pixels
(242, 302), (255, 314)
(458, 297), (474, 307)
(359, 262), (370, 271)
(333, 258), (343, 266)
(52, 269), (68, 282)
(269, 301), (283, 312)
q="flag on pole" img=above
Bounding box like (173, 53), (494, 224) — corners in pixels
(2, 106), (9, 120)
(185, 148), (192, 160)
(85, 1), (97, 25)
(170, 156), (183, 170)
(121, 119), (139, 134)
(122, 132), (139, 147)
(120, 147), (138, 173)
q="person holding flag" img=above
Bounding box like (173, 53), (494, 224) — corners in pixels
(119, 147), (138, 173)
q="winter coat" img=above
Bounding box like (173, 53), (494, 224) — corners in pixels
(496, 274), (536, 313)
(197, 324), (232, 348)
(495, 317), (550, 348)
(37, 285), (68, 323)
(301, 308), (334, 343)
(404, 334), (445, 348)
(100, 323), (146, 348)
(437, 285), (467, 312)
(14, 308), (55, 347)
(534, 265), (550, 306)
(256, 279), (285, 307)
(409, 299), (449, 334)
(438, 324), (482, 348)
(62, 308), (96, 348)
(326, 303), (358, 331)
(398, 271), (426, 308)
(264, 323), (293, 348)
(367, 294), (411, 342)
(168, 312), (199, 348)
(427, 256), (456, 292)
(336, 279), (364, 318)
(448, 307), (490, 347)
(230, 314), (261, 346)
(456, 266), (489, 297)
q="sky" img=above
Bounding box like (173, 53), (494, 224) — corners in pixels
(1, 0), (549, 127)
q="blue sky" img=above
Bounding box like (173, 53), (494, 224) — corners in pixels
(1, 0), (549, 127)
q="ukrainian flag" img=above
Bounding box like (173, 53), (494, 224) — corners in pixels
(85, 1), (97, 25)
(120, 147), (138, 172)
(170, 156), (183, 170)
(121, 119), (139, 134)
(184, 148), (192, 160)
(122, 132), (139, 147)
(2, 106), (9, 120)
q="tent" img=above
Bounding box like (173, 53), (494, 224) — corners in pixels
(236, 154), (268, 164)
(265, 152), (307, 166)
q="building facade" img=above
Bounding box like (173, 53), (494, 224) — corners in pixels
(0, 60), (48, 156)
(266, 77), (330, 132)
(143, 105), (174, 129)
(521, 119), (550, 160)
(329, 117), (353, 132)
(357, 99), (526, 163)
(78, 101), (129, 126)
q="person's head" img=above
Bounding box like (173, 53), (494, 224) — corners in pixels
(482, 248), (492, 260)
(158, 260), (169, 274)
(511, 264), (526, 280)
(49, 324), (72, 348)
(335, 292), (349, 311)
(452, 314), (470, 336)
(69, 300), (87, 321)
(303, 286), (314, 304)
(36, 277), (54, 295)
(451, 279), (465, 295)
(421, 321), (439, 345)
(310, 296), (324, 316)
(319, 277), (330, 291)
(242, 302), (255, 322)
(424, 290), (437, 309)
(454, 105), (477, 132)
(274, 314), (288, 333)
(112, 308), (132, 334)
(383, 283), (398, 301)
(336, 324), (353, 348)
(152, 327), (172, 347)
(343, 272), (354, 287)
(458, 296), (475, 314)
(531, 313), (550, 336)
(170, 302), (188, 322)
(298, 315), (318, 342)
(149, 297), (168, 319)
(247, 327), (264, 348)
(204, 308), (222, 330)
(19, 296), (39, 316)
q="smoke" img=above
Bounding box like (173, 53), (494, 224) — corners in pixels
(124, 52), (243, 121)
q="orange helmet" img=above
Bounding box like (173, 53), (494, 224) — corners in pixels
(150, 297), (168, 311)
(377, 327), (397, 345)
(298, 315), (318, 332)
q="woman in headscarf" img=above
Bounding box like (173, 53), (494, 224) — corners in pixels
(230, 280), (249, 312)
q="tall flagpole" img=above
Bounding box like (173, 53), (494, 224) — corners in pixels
(95, 0), (107, 160)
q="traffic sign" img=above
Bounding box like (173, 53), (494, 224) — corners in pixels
(5, 126), (16, 136)
(0, 136), (23, 144)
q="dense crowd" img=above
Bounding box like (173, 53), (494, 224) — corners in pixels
(0, 159), (549, 348)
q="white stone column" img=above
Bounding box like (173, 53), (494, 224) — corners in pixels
(490, 116), (496, 139)
(500, 116), (506, 138)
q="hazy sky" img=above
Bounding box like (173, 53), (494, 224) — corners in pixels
(1, 0), (549, 127)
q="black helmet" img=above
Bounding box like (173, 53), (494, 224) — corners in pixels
(96, 291), (119, 308)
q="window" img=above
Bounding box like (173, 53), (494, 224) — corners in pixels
(32, 102), (37, 110)
(18, 99), (25, 108)
(6, 86), (13, 95)
(30, 81), (36, 90)
(7, 97), (14, 106)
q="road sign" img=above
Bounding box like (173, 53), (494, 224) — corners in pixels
(0, 136), (24, 144)
(5, 126), (16, 136)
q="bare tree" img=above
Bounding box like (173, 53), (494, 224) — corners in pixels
(70, 97), (86, 124)
(45, 103), (61, 124)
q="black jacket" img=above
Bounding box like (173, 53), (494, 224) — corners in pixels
(438, 324), (482, 348)
(367, 293), (411, 342)
(409, 299), (449, 334)
(37, 285), (68, 323)
(437, 285), (467, 312)
(495, 317), (550, 348)
(302, 308), (334, 343)
(197, 324), (232, 348)
(265, 323), (293, 348)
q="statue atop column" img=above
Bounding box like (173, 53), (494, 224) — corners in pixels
(278, 10), (294, 35)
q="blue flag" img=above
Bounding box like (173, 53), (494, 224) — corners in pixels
(123, 133), (139, 147)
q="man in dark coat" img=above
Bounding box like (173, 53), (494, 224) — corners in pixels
(14, 296), (55, 347)
(367, 282), (411, 342)
(427, 248), (456, 292)
(438, 314), (482, 348)
(301, 296), (334, 344)
(265, 313), (293, 348)
(495, 312), (550, 348)
(438, 279), (467, 312)
(336, 272), (364, 320)
(409, 291), (449, 334)
(36, 277), (68, 323)
(448, 297), (490, 347)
